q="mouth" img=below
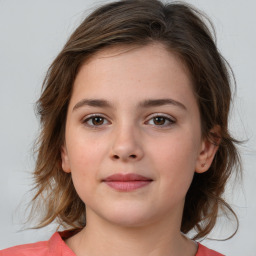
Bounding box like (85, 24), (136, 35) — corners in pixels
(103, 173), (153, 192)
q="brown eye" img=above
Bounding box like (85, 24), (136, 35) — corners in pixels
(83, 115), (109, 127)
(146, 115), (175, 127)
(92, 116), (104, 125)
(153, 117), (166, 125)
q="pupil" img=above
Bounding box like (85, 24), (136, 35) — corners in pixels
(154, 117), (165, 125)
(93, 117), (103, 125)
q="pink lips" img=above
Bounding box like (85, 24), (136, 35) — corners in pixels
(103, 173), (152, 192)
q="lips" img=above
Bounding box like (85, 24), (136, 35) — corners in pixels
(103, 173), (153, 192)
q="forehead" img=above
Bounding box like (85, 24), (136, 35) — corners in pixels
(76, 43), (192, 86)
(84, 43), (189, 71)
(71, 43), (196, 108)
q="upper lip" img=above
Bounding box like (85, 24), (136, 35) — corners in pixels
(103, 173), (153, 182)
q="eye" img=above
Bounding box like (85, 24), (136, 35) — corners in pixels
(82, 115), (109, 127)
(146, 114), (175, 127)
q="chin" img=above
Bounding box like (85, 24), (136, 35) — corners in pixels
(107, 215), (151, 228)
(99, 206), (156, 228)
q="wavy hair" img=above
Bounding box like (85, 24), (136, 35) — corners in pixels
(30, 0), (241, 240)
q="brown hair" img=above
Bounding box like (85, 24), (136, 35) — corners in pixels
(31, 0), (241, 239)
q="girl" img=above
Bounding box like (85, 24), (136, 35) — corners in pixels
(0, 0), (241, 255)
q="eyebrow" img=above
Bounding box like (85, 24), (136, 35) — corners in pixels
(138, 99), (186, 110)
(73, 99), (111, 111)
(73, 98), (186, 111)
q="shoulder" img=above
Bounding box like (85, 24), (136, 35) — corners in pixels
(0, 232), (75, 256)
(196, 243), (225, 256)
(0, 240), (49, 256)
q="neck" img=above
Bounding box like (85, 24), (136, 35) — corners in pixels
(66, 209), (197, 256)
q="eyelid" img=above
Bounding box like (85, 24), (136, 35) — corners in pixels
(145, 113), (176, 126)
(146, 113), (176, 121)
(81, 113), (175, 128)
(82, 113), (111, 127)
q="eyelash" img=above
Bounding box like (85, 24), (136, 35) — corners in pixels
(82, 114), (110, 128)
(82, 113), (176, 128)
(145, 114), (176, 127)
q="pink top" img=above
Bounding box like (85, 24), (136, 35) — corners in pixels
(0, 230), (224, 256)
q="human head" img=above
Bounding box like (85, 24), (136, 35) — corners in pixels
(33, 0), (240, 239)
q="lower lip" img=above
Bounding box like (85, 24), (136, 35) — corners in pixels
(104, 181), (151, 192)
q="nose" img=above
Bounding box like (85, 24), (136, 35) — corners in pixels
(110, 125), (144, 162)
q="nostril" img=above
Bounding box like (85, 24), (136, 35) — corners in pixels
(111, 154), (138, 160)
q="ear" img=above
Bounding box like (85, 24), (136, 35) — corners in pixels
(61, 145), (71, 173)
(195, 125), (221, 173)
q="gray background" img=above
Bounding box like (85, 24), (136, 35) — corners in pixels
(0, 0), (255, 255)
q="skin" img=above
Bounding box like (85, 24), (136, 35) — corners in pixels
(61, 43), (218, 256)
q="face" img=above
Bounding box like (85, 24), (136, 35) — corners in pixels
(61, 43), (217, 228)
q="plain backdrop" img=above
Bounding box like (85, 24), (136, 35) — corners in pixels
(0, 0), (255, 255)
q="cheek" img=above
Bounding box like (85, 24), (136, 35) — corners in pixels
(150, 132), (200, 192)
(67, 131), (106, 170)
(67, 148), (98, 205)
(153, 132), (199, 167)
(66, 133), (109, 194)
